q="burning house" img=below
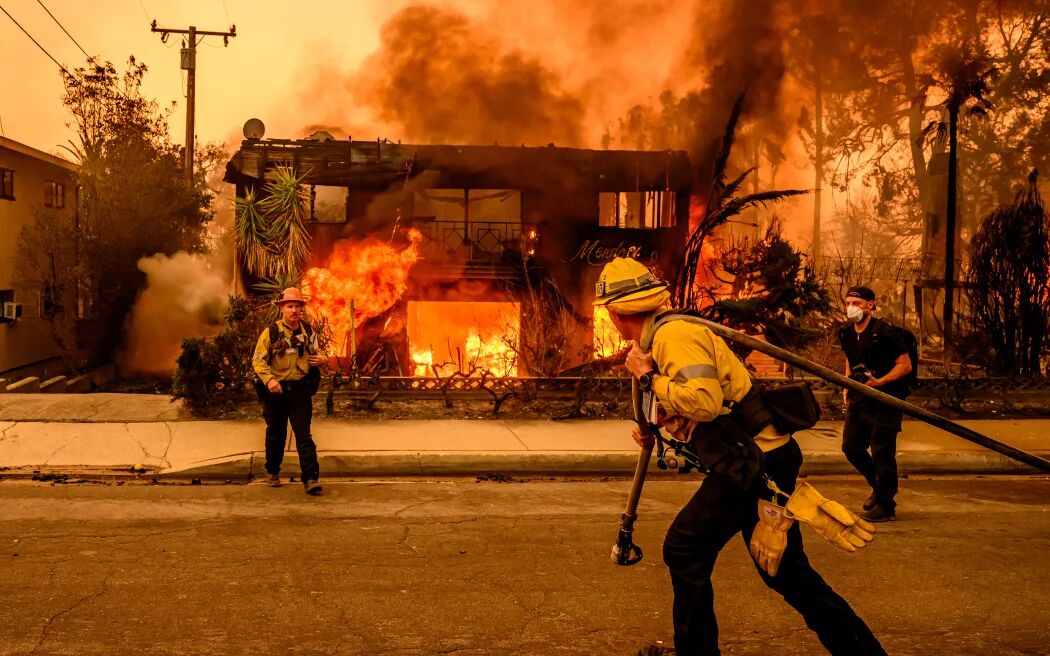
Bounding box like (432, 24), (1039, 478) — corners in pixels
(225, 127), (691, 377)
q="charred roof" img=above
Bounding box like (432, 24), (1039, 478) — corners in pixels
(225, 137), (692, 192)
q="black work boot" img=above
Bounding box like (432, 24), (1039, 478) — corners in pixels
(862, 492), (877, 511)
(267, 473), (282, 488)
(862, 504), (896, 522)
(303, 480), (323, 496)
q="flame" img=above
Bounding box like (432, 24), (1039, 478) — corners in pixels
(302, 229), (422, 354)
(407, 301), (519, 377)
(688, 194), (705, 233)
(465, 328), (517, 376)
(410, 348), (435, 377)
(593, 306), (629, 358)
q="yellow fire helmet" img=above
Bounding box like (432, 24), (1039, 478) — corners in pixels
(593, 257), (670, 314)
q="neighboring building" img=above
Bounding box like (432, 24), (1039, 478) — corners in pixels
(0, 136), (77, 378)
(225, 133), (692, 374)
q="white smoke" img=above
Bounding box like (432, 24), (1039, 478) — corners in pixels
(117, 251), (231, 375)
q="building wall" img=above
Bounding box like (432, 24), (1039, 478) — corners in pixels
(0, 137), (77, 375)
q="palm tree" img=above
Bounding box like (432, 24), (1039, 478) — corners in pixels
(927, 43), (995, 354)
(257, 167), (312, 278)
(234, 189), (272, 277)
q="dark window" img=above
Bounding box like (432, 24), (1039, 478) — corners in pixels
(0, 168), (13, 199)
(44, 181), (65, 208)
(0, 289), (13, 305)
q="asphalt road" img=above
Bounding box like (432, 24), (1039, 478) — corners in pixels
(0, 476), (1048, 655)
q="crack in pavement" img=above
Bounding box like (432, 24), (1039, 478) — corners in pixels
(28, 574), (110, 655)
(158, 423), (177, 470)
(43, 440), (69, 464)
(124, 424), (155, 466)
(393, 500), (435, 518)
(0, 421), (17, 443)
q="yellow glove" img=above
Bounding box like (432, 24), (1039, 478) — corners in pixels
(749, 499), (794, 577)
(784, 481), (876, 552)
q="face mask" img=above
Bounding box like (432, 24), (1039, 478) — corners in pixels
(846, 305), (865, 323)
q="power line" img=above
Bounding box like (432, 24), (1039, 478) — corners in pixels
(0, 3), (135, 102)
(35, 0), (90, 59)
(221, 0), (231, 24)
(0, 3), (74, 75)
(136, 0), (151, 21)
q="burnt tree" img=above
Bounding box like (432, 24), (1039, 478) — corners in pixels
(966, 170), (1050, 376)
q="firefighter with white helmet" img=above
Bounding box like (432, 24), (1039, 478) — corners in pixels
(594, 257), (885, 655)
(252, 287), (329, 495)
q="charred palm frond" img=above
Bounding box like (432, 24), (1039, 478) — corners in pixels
(697, 219), (833, 353)
(673, 93), (810, 311)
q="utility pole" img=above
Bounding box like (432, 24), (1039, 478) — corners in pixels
(150, 20), (236, 180)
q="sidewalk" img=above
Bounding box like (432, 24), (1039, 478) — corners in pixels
(0, 394), (1048, 478)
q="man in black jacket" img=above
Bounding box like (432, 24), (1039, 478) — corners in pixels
(838, 286), (913, 522)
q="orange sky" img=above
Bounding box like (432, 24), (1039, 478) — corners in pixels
(0, 0), (431, 154)
(1, 0), (828, 249)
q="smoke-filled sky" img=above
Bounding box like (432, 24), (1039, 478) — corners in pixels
(0, 0), (399, 151)
(10, 0), (1035, 259)
(1, 0), (699, 152)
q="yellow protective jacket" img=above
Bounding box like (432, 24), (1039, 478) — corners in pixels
(252, 321), (316, 385)
(641, 313), (789, 453)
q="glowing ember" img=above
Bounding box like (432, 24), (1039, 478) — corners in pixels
(593, 306), (629, 358)
(302, 229), (422, 355)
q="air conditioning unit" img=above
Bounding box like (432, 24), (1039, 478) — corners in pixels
(3, 303), (23, 321)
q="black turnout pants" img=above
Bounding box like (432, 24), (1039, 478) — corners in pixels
(261, 379), (319, 483)
(842, 404), (901, 511)
(662, 439), (885, 656)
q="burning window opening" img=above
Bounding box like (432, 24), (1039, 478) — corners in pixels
(407, 300), (519, 377)
(310, 185), (348, 223)
(599, 191), (676, 229)
(593, 306), (630, 359)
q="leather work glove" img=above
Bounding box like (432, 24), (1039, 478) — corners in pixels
(749, 499), (795, 577)
(784, 481), (876, 552)
(656, 404), (697, 444)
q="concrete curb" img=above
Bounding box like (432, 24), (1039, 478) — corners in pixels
(4, 450), (1047, 480)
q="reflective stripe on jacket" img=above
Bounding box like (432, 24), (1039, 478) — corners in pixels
(641, 314), (789, 452)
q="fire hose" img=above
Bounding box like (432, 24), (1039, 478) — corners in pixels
(612, 316), (1050, 566)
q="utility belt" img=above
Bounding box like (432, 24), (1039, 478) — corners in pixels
(253, 366), (321, 401)
(685, 381), (821, 490)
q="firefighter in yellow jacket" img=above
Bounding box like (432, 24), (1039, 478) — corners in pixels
(595, 257), (884, 656)
(253, 287), (329, 495)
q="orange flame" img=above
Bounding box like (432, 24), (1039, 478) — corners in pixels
(688, 194), (705, 233)
(303, 229), (422, 354)
(407, 301), (519, 377)
(593, 306), (629, 358)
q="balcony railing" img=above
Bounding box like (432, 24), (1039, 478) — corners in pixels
(412, 220), (523, 261)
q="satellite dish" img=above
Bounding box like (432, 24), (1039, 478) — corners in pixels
(243, 118), (266, 140)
